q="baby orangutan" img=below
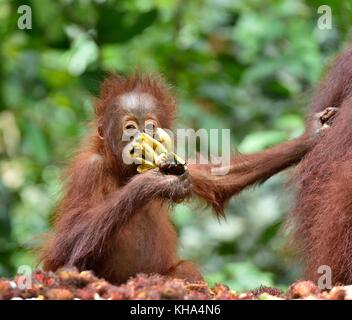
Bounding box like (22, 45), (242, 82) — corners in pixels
(41, 74), (204, 284)
(41, 73), (335, 284)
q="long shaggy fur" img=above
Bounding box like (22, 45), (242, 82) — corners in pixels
(41, 73), (202, 284)
(291, 47), (352, 284)
(40, 70), (331, 284)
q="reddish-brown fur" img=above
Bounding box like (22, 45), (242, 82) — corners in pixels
(41, 73), (202, 284)
(290, 47), (352, 284)
(196, 46), (352, 285)
(189, 116), (324, 214)
(41, 71), (327, 284)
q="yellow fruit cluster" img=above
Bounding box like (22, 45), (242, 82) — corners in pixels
(129, 128), (186, 174)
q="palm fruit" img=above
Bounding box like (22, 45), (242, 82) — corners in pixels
(129, 143), (156, 173)
(155, 128), (173, 151)
(138, 131), (169, 156)
(154, 128), (187, 174)
(137, 163), (156, 173)
(129, 128), (187, 175)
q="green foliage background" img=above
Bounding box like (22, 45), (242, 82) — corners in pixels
(0, 0), (351, 291)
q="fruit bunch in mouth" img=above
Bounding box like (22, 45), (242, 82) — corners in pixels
(129, 128), (187, 176)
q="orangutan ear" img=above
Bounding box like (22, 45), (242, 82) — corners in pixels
(97, 125), (104, 140)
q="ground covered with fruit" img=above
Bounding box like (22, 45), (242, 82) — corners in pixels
(0, 268), (350, 300)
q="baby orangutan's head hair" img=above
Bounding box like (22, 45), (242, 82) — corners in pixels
(92, 72), (177, 176)
(95, 72), (176, 130)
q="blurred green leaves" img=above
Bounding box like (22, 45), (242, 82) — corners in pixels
(206, 261), (274, 292)
(0, 0), (350, 288)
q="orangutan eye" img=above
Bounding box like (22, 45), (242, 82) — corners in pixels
(145, 120), (157, 133)
(124, 121), (138, 131)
